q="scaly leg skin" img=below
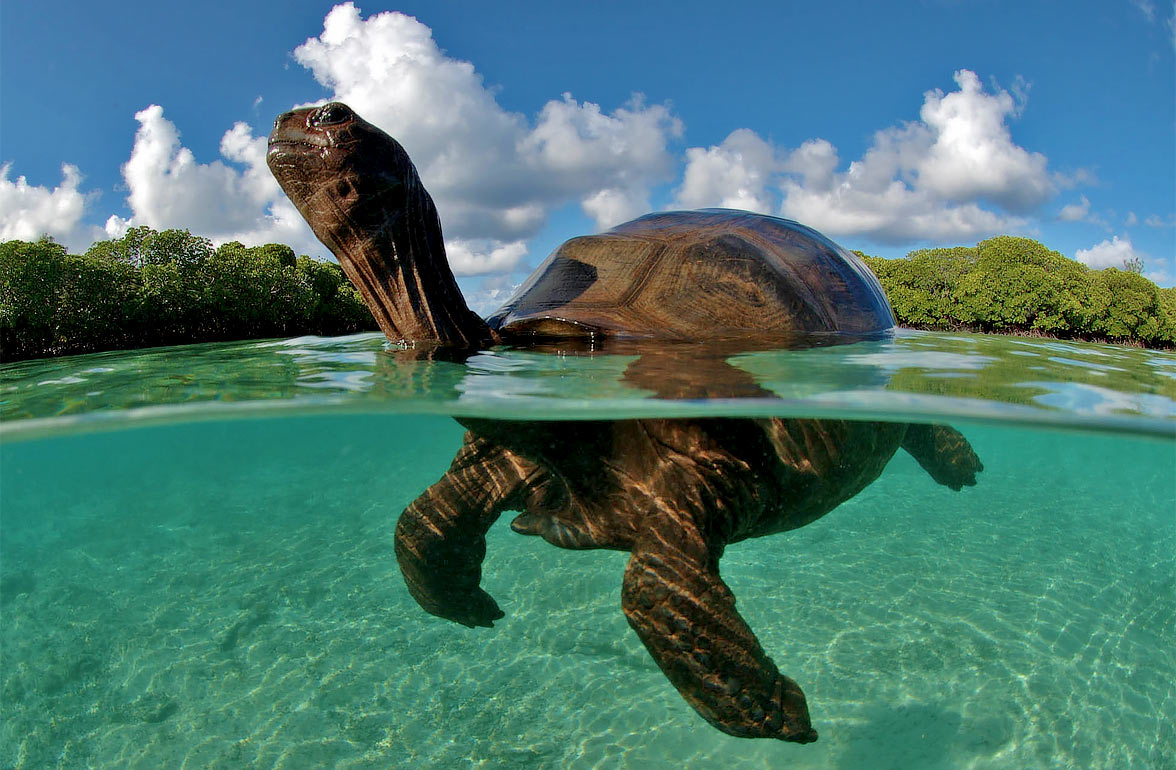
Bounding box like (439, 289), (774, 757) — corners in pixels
(901, 423), (984, 491)
(394, 433), (535, 628)
(621, 507), (818, 743)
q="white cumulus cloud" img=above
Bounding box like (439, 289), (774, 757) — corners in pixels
(674, 129), (778, 213)
(444, 239), (529, 276)
(7, 4), (680, 277)
(292, 3), (681, 249)
(1058, 195), (1091, 222)
(1, 4), (1094, 292)
(115, 105), (320, 255)
(0, 163), (102, 249)
(674, 69), (1056, 244)
(914, 70), (1051, 211)
(1074, 235), (1144, 269)
(581, 187), (653, 230)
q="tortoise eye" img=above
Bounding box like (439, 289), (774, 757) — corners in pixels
(310, 103), (353, 127)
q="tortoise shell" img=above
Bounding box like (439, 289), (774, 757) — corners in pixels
(486, 209), (894, 340)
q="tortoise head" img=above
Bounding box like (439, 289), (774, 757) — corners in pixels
(267, 102), (493, 346)
(267, 103), (422, 250)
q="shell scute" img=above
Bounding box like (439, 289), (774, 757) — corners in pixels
(489, 210), (894, 339)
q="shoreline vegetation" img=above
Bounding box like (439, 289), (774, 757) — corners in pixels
(1, 228), (1173, 363)
(1, 228), (375, 362)
(858, 236), (1175, 351)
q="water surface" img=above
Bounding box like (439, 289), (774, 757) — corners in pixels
(1, 331), (1173, 769)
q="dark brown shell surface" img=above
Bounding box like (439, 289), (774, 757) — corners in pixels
(487, 209), (895, 339)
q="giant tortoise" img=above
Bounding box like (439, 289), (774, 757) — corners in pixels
(267, 102), (982, 743)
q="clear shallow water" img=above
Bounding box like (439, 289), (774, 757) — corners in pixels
(2, 329), (1174, 435)
(1, 331), (1173, 769)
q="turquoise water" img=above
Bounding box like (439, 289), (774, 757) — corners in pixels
(1, 330), (1173, 769)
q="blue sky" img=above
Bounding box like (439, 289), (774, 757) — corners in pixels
(2, 0), (1174, 307)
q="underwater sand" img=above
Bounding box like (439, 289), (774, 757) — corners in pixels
(2, 331), (1174, 768)
(1, 413), (1172, 769)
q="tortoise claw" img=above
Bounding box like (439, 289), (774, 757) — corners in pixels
(440, 588), (505, 629)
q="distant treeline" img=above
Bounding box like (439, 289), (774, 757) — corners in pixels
(2, 229), (1173, 362)
(0, 227), (375, 361)
(859, 236), (1175, 349)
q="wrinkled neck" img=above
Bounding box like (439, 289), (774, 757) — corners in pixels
(330, 182), (495, 348)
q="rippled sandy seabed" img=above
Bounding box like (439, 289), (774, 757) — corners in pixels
(1, 414), (1172, 769)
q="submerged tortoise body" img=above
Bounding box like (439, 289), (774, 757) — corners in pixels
(267, 102), (983, 743)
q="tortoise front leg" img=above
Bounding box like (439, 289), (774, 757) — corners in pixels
(900, 423), (983, 490)
(621, 506), (818, 743)
(394, 432), (536, 628)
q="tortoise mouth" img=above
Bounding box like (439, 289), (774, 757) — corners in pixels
(493, 316), (607, 339)
(266, 138), (328, 160)
(268, 137), (325, 149)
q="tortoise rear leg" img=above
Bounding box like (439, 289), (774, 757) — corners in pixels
(394, 432), (538, 628)
(901, 424), (984, 491)
(621, 507), (818, 743)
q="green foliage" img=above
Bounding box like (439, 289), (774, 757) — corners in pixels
(85, 225), (213, 270)
(863, 236), (1174, 349)
(1, 238), (72, 358)
(952, 237), (1089, 335)
(1159, 288), (1176, 343)
(5, 227), (1173, 359)
(1083, 268), (1167, 342)
(295, 255), (373, 334)
(1, 227), (376, 360)
(862, 246), (977, 326)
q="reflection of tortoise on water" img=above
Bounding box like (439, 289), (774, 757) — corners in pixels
(267, 102), (983, 743)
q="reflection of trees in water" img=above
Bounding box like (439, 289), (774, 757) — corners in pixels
(878, 332), (1176, 413)
(2, 331), (1172, 424)
(0, 336), (372, 420)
